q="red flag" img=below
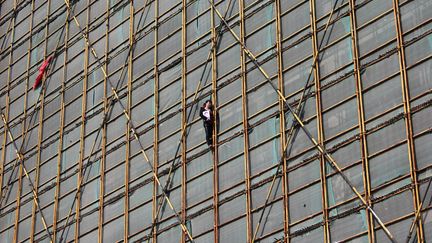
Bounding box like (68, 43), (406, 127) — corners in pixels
(39, 56), (52, 72)
(33, 56), (53, 90)
(33, 73), (44, 90)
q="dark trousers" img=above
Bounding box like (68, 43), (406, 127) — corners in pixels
(204, 122), (213, 146)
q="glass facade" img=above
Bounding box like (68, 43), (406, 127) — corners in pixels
(0, 0), (431, 242)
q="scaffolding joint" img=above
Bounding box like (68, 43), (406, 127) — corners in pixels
(17, 152), (24, 161)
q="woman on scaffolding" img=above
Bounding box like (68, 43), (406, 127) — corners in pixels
(200, 100), (214, 147)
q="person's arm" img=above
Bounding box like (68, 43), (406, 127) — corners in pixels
(199, 107), (206, 120)
(209, 109), (214, 122)
(216, 111), (220, 132)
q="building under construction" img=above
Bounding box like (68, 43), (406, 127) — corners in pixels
(0, 0), (431, 242)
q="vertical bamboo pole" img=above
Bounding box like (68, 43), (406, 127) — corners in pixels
(309, 1), (330, 241)
(238, 0), (252, 241)
(52, 1), (69, 240)
(30, 0), (50, 241)
(210, 0), (220, 242)
(98, 0), (110, 242)
(152, 1), (160, 241)
(11, 0), (21, 242)
(181, 0), (188, 242)
(392, 0), (424, 241)
(274, 0), (289, 241)
(124, 1), (135, 242)
(348, 1), (375, 241)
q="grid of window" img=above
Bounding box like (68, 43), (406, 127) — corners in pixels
(0, 0), (431, 242)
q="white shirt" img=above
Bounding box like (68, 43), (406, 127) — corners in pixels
(203, 110), (211, 120)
